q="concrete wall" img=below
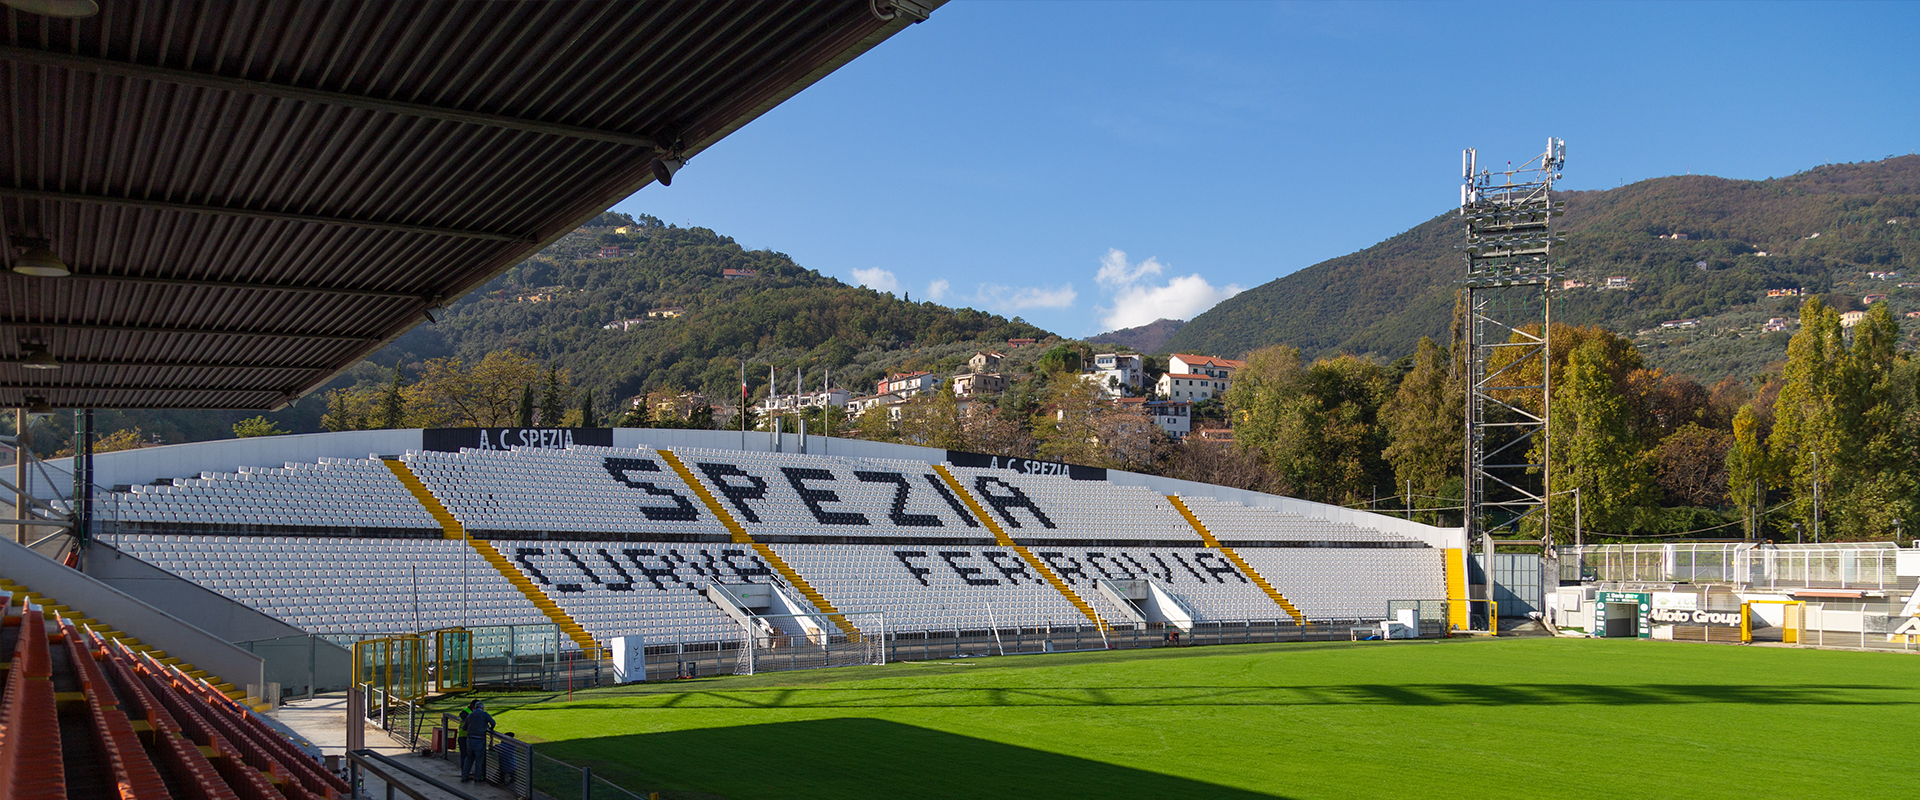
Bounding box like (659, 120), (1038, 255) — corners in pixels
(1, 535), (264, 691)
(40, 429), (425, 494)
(83, 541), (353, 694)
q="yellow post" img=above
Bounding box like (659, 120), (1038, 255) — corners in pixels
(1443, 548), (1469, 634)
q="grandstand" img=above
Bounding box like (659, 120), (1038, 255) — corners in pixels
(39, 428), (1462, 674)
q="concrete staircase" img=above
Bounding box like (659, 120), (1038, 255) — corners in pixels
(1166, 496), (1306, 624)
(932, 466), (1108, 631)
(656, 450), (861, 640)
(1, 577), (252, 705)
(382, 460), (601, 656)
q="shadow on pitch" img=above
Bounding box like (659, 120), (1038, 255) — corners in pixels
(520, 682), (1913, 711)
(537, 717), (1290, 800)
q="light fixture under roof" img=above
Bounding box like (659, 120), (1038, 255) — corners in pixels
(0, 0), (99, 18)
(20, 343), (59, 370)
(11, 238), (70, 277)
(24, 395), (52, 415)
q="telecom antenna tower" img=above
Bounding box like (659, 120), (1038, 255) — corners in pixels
(1459, 139), (1566, 607)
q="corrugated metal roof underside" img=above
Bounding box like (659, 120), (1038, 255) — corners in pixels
(1, 0), (930, 409)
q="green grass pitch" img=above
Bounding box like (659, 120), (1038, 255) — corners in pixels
(462, 639), (1917, 799)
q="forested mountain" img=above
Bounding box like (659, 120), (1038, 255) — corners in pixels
(1088, 318), (1185, 354)
(380, 212), (1050, 407)
(1163, 156), (1920, 381)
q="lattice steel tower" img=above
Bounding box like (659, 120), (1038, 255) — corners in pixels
(1459, 139), (1565, 565)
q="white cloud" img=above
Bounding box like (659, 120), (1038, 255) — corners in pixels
(1096, 247), (1165, 289)
(973, 283), (1078, 313)
(927, 279), (951, 302)
(1095, 248), (1244, 331)
(852, 267), (901, 294)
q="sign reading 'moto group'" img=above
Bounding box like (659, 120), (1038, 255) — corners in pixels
(1648, 608), (1743, 628)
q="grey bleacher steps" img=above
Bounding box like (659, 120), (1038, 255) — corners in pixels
(107, 523), (441, 538)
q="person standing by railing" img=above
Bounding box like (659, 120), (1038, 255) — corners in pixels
(459, 700), (494, 782)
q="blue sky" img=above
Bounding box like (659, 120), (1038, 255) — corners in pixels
(611, 1), (1920, 337)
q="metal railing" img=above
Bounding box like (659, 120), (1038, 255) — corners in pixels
(425, 713), (646, 800)
(1561, 542), (1911, 590)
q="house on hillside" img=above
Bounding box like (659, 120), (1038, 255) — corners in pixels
(968, 352), (1004, 373)
(722, 268), (758, 280)
(1006, 338), (1038, 349)
(1603, 276), (1634, 290)
(1082, 352), (1144, 396)
(603, 318), (645, 331)
(1659, 319), (1699, 329)
(1840, 311), (1867, 328)
(1144, 399), (1191, 439)
(952, 372), (1006, 398)
(877, 372), (939, 399)
(1766, 287), (1805, 298)
(1169, 354), (1243, 382)
(1867, 271), (1901, 280)
(847, 392), (908, 419)
(1561, 279), (1589, 290)
(1762, 318), (1792, 333)
(595, 246), (630, 259)
(1158, 372), (1228, 402)
(755, 388), (850, 419)
(646, 307), (685, 319)
(1863, 294), (1889, 305)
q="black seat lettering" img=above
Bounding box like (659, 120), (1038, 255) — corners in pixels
(937, 551), (1000, 586)
(974, 477), (1056, 529)
(981, 551), (1033, 585)
(894, 551), (933, 587)
(783, 467), (870, 526)
(698, 463), (769, 523)
(602, 457), (701, 521)
(857, 471), (941, 527)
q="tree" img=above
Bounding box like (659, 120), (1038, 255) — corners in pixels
(231, 416), (287, 439)
(1768, 298), (1846, 537)
(1227, 347), (1392, 506)
(538, 365), (571, 425)
(321, 387), (376, 432)
(516, 383), (536, 427)
(377, 368), (408, 429)
(56, 427), (150, 457)
(408, 350), (543, 427)
(617, 397), (650, 427)
(893, 388), (967, 450)
(1380, 336), (1462, 520)
(1651, 423), (1731, 507)
(1165, 440), (1286, 495)
(578, 388), (598, 427)
(1549, 338), (1655, 535)
(1725, 403), (1769, 538)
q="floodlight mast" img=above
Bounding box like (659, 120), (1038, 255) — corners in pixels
(1458, 138), (1565, 630)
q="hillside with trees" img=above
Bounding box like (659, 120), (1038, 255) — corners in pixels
(1163, 155), (1920, 382)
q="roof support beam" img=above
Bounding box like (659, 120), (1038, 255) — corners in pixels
(0, 46), (659, 150)
(52, 270), (428, 302)
(0, 358), (330, 372)
(0, 186), (532, 244)
(0, 319), (378, 343)
(0, 383), (280, 396)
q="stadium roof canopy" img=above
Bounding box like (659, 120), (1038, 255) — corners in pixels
(1, 0), (939, 410)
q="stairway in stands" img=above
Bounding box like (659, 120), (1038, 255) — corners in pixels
(657, 450), (861, 638)
(1166, 496), (1306, 624)
(383, 460), (601, 655)
(0, 577), (251, 705)
(932, 466), (1108, 630)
